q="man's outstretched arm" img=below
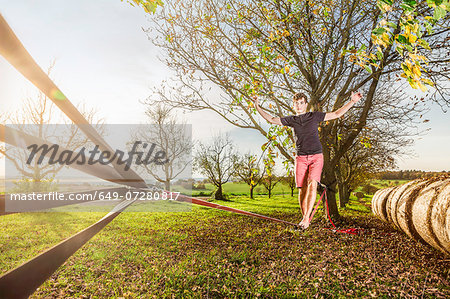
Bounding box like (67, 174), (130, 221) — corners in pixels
(324, 91), (363, 121)
(253, 96), (283, 125)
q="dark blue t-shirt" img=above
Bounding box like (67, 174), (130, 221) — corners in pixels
(280, 112), (326, 155)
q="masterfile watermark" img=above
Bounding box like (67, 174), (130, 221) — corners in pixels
(26, 141), (169, 171)
(8, 190), (181, 201)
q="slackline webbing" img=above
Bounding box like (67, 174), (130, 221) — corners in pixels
(309, 184), (363, 235)
(174, 192), (298, 226)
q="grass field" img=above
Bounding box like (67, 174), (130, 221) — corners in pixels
(0, 181), (449, 297)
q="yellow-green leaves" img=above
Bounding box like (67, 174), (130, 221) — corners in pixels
(343, 44), (379, 74)
(377, 0), (394, 13)
(361, 0), (449, 90)
(400, 59), (431, 91)
(124, 0), (164, 14)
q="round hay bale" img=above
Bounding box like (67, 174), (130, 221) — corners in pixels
(371, 176), (450, 255)
(395, 179), (429, 239)
(385, 180), (417, 230)
(433, 181), (450, 253)
(372, 187), (394, 223)
(411, 179), (450, 254)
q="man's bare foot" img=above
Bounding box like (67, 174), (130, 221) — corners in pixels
(299, 220), (310, 229)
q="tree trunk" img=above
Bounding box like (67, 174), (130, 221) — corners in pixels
(338, 183), (350, 208)
(214, 184), (224, 200)
(250, 185), (254, 199)
(164, 180), (171, 191)
(325, 187), (339, 221)
(322, 162), (340, 221)
(290, 186), (294, 197)
(268, 187), (272, 198)
(32, 179), (41, 192)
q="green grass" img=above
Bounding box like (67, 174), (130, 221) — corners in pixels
(0, 181), (449, 298)
(0, 212), (105, 273)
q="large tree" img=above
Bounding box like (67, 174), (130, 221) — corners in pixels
(145, 0), (449, 219)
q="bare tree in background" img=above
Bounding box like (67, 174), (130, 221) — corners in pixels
(234, 153), (265, 199)
(0, 63), (103, 192)
(261, 158), (280, 199)
(336, 138), (396, 207)
(281, 166), (297, 197)
(134, 104), (192, 191)
(334, 83), (426, 206)
(194, 134), (237, 200)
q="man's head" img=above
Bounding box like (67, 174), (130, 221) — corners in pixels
(293, 92), (308, 115)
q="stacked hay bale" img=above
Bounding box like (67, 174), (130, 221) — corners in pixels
(372, 176), (449, 255)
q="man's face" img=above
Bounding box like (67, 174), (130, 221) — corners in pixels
(293, 98), (307, 114)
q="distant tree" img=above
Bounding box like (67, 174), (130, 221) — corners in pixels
(261, 158), (280, 198)
(234, 153), (265, 199)
(336, 134), (398, 207)
(376, 170), (446, 180)
(134, 104), (192, 191)
(362, 184), (379, 195)
(283, 169), (297, 197)
(194, 182), (206, 190)
(279, 160), (297, 197)
(194, 134), (238, 200)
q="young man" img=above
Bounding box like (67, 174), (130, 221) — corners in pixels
(253, 91), (362, 229)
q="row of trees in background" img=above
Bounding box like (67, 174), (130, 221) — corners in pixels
(377, 170), (449, 180)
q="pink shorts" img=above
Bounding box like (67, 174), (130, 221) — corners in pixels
(295, 154), (324, 188)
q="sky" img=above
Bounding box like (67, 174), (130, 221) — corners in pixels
(1, 0), (449, 180)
